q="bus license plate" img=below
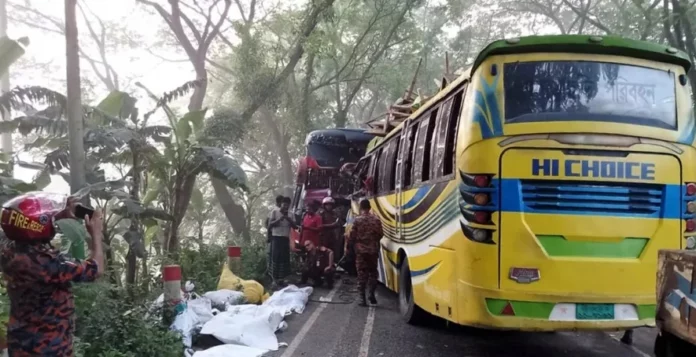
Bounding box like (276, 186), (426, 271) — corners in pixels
(576, 304), (614, 320)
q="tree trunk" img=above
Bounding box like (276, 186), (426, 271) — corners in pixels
(140, 252), (149, 294)
(188, 65), (208, 111)
(0, 0), (12, 172)
(125, 145), (142, 285)
(64, 0), (86, 192)
(259, 107), (294, 197)
(125, 250), (137, 287)
(211, 178), (249, 241)
(166, 173), (196, 257)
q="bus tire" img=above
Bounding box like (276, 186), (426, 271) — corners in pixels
(399, 257), (428, 325)
(655, 330), (696, 357)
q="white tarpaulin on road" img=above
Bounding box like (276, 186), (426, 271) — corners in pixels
(191, 344), (268, 357)
(171, 298), (217, 348)
(199, 305), (284, 351)
(172, 283), (314, 352)
(261, 285), (313, 316)
(203, 289), (245, 308)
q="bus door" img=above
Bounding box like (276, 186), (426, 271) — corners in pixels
(395, 119), (411, 240)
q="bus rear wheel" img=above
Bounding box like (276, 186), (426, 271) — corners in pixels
(655, 330), (696, 357)
(398, 257), (428, 325)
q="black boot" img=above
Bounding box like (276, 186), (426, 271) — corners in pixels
(368, 285), (377, 305)
(621, 330), (633, 345)
(358, 288), (368, 307)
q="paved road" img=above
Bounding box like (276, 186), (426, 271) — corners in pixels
(267, 277), (658, 357)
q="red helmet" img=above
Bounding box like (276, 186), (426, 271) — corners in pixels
(0, 192), (68, 242)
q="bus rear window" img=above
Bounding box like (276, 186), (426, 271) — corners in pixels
(503, 61), (676, 130)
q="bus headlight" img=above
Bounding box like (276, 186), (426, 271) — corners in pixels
(688, 202), (696, 213)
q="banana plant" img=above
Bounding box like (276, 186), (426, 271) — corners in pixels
(0, 36), (29, 76)
(136, 82), (247, 258)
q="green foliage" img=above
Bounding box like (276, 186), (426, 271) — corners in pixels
(240, 241), (269, 283)
(72, 283), (183, 357)
(0, 282), (9, 340)
(56, 219), (88, 260)
(178, 241), (227, 293)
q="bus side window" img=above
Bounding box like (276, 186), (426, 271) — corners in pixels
(378, 144), (393, 195)
(370, 150), (381, 197)
(389, 136), (401, 191)
(413, 108), (437, 184)
(431, 98), (454, 179)
(443, 86), (466, 176)
(412, 119), (428, 184)
(403, 123), (418, 189)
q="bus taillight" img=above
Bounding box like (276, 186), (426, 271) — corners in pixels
(474, 175), (490, 188)
(687, 183), (696, 196)
(459, 171), (497, 244)
(686, 219), (695, 232)
(474, 211), (490, 224)
(474, 193), (489, 205)
(688, 202), (696, 213)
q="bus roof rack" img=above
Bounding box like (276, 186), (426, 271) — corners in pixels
(363, 53), (466, 137)
(472, 35), (692, 73)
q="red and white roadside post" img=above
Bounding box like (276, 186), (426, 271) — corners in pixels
(162, 265), (182, 325)
(227, 246), (242, 274)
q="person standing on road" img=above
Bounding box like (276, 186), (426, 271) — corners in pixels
(266, 195), (284, 243)
(301, 200), (323, 247)
(266, 195), (284, 274)
(319, 197), (341, 257)
(0, 193), (104, 357)
(300, 239), (335, 289)
(347, 199), (383, 307)
(268, 197), (296, 287)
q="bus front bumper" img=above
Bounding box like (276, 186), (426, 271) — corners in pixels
(456, 281), (656, 332)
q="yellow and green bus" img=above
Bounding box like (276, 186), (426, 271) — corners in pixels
(350, 34), (696, 331)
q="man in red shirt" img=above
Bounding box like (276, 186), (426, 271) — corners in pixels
(301, 200), (323, 247)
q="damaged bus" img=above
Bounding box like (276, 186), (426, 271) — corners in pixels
(352, 34), (695, 331)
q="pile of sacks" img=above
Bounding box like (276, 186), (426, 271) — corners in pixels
(164, 266), (314, 357)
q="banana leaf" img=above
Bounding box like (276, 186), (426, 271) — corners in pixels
(56, 219), (88, 260)
(0, 36), (29, 76)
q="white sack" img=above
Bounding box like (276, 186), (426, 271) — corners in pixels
(203, 289), (245, 307)
(192, 344), (267, 357)
(199, 306), (284, 351)
(187, 298), (214, 325)
(262, 285), (313, 316)
(223, 304), (286, 331)
(170, 298), (216, 347)
(170, 303), (199, 348)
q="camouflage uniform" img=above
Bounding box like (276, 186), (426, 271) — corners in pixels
(1, 243), (99, 356)
(348, 212), (383, 304)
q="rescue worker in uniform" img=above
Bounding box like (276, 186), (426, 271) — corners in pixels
(0, 193), (104, 356)
(347, 199), (383, 307)
(300, 239), (335, 289)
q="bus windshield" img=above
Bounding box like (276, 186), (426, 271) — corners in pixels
(307, 143), (364, 168)
(503, 60), (677, 130)
(305, 129), (373, 167)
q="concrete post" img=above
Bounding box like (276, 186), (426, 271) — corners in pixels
(162, 265), (182, 325)
(227, 246), (242, 274)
